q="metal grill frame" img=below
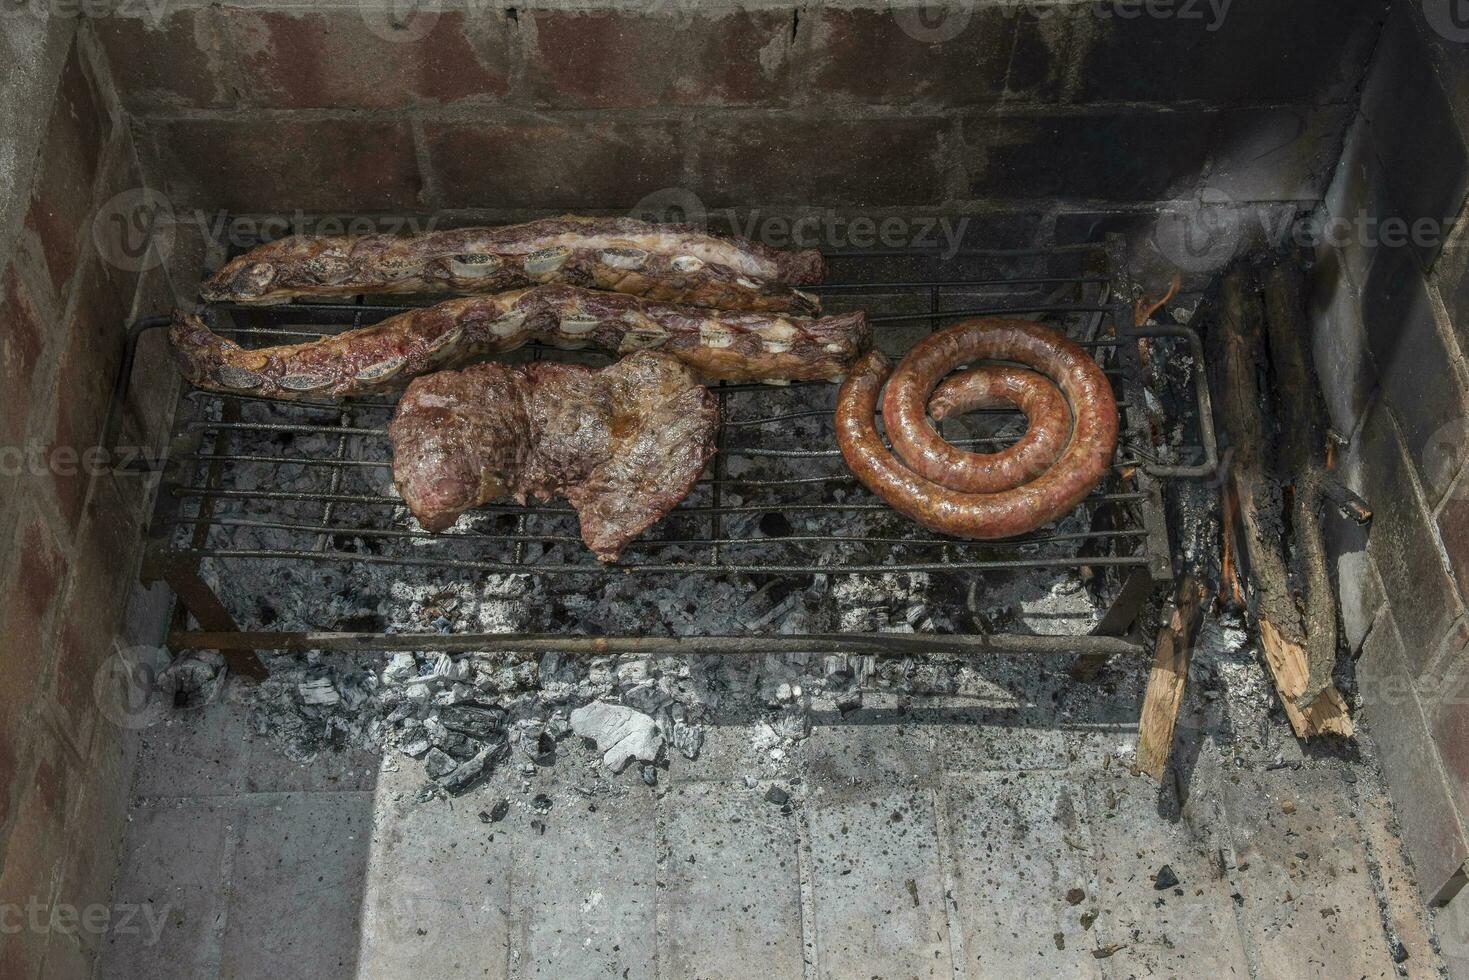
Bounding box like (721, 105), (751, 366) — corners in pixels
(117, 236), (1216, 673)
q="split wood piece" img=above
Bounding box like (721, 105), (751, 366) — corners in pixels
(1135, 574), (1209, 780)
(1263, 261), (1339, 709)
(1217, 266), (1352, 738)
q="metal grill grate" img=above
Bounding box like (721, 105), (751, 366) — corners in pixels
(123, 239), (1214, 662)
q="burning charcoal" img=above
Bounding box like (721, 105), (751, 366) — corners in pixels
(424, 748), (457, 779)
(440, 743), (507, 796)
(438, 705), (505, 740)
(570, 701), (664, 773)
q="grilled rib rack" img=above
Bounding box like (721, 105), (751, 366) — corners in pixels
(118, 237), (1216, 676)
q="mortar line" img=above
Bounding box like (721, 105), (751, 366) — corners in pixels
(795, 804), (819, 980)
(931, 783), (969, 980)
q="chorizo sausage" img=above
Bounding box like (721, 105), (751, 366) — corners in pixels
(920, 365), (1071, 492)
(836, 318), (1118, 539)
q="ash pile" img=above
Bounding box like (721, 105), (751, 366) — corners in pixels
(226, 562), (1105, 798)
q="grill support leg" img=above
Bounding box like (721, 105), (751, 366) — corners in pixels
(142, 553), (268, 680)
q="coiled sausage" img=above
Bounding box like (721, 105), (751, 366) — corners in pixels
(835, 318), (1119, 539)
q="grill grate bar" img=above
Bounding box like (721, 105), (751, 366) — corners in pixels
(165, 547), (1154, 575)
(158, 515), (1148, 549)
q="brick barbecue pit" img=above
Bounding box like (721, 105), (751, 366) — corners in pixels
(6, 1), (1469, 978)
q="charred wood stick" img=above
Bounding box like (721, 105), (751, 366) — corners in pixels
(1263, 261), (1340, 709)
(1216, 266), (1352, 738)
(1135, 574), (1209, 780)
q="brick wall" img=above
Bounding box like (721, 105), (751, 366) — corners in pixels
(86, 0), (1387, 235)
(1306, 0), (1469, 913)
(0, 12), (182, 980)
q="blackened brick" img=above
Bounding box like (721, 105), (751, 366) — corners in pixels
(697, 116), (948, 208)
(968, 110), (1214, 202)
(1358, 607), (1469, 902)
(1203, 105), (1350, 202)
(526, 8), (793, 108)
(152, 118), (422, 213)
(427, 118), (684, 210)
(1431, 633), (1469, 857)
(0, 268), (44, 450)
(810, 5), (1012, 105)
(1357, 399), (1465, 669)
(1306, 246), (1376, 438)
(1361, 243), (1469, 504)
(90, 11), (228, 111)
(219, 9), (509, 109)
(1060, 0), (1386, 107)
(1360, 3), (1469, 273)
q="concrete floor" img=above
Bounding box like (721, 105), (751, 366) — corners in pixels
(98, 654), (1448, 980)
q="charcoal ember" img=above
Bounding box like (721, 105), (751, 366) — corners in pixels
(424, 748), (457, 779)
(440, 742), (508, 796)
(382, 652), (417, 684)
(399, 737), (431, 758)
(438, 705), (505, 739)
(621, 681), (671, 717)
(671, 719), (704, 761)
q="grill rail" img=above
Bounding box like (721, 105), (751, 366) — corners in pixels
(121, 238), (1215, 666)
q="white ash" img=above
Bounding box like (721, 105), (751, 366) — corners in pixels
(172, 373), (1131, 793)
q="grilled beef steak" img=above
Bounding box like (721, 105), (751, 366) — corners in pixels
(387, 352), (719, 561)
(171, 284), (871, 399)
(202, 215), (824, 314)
